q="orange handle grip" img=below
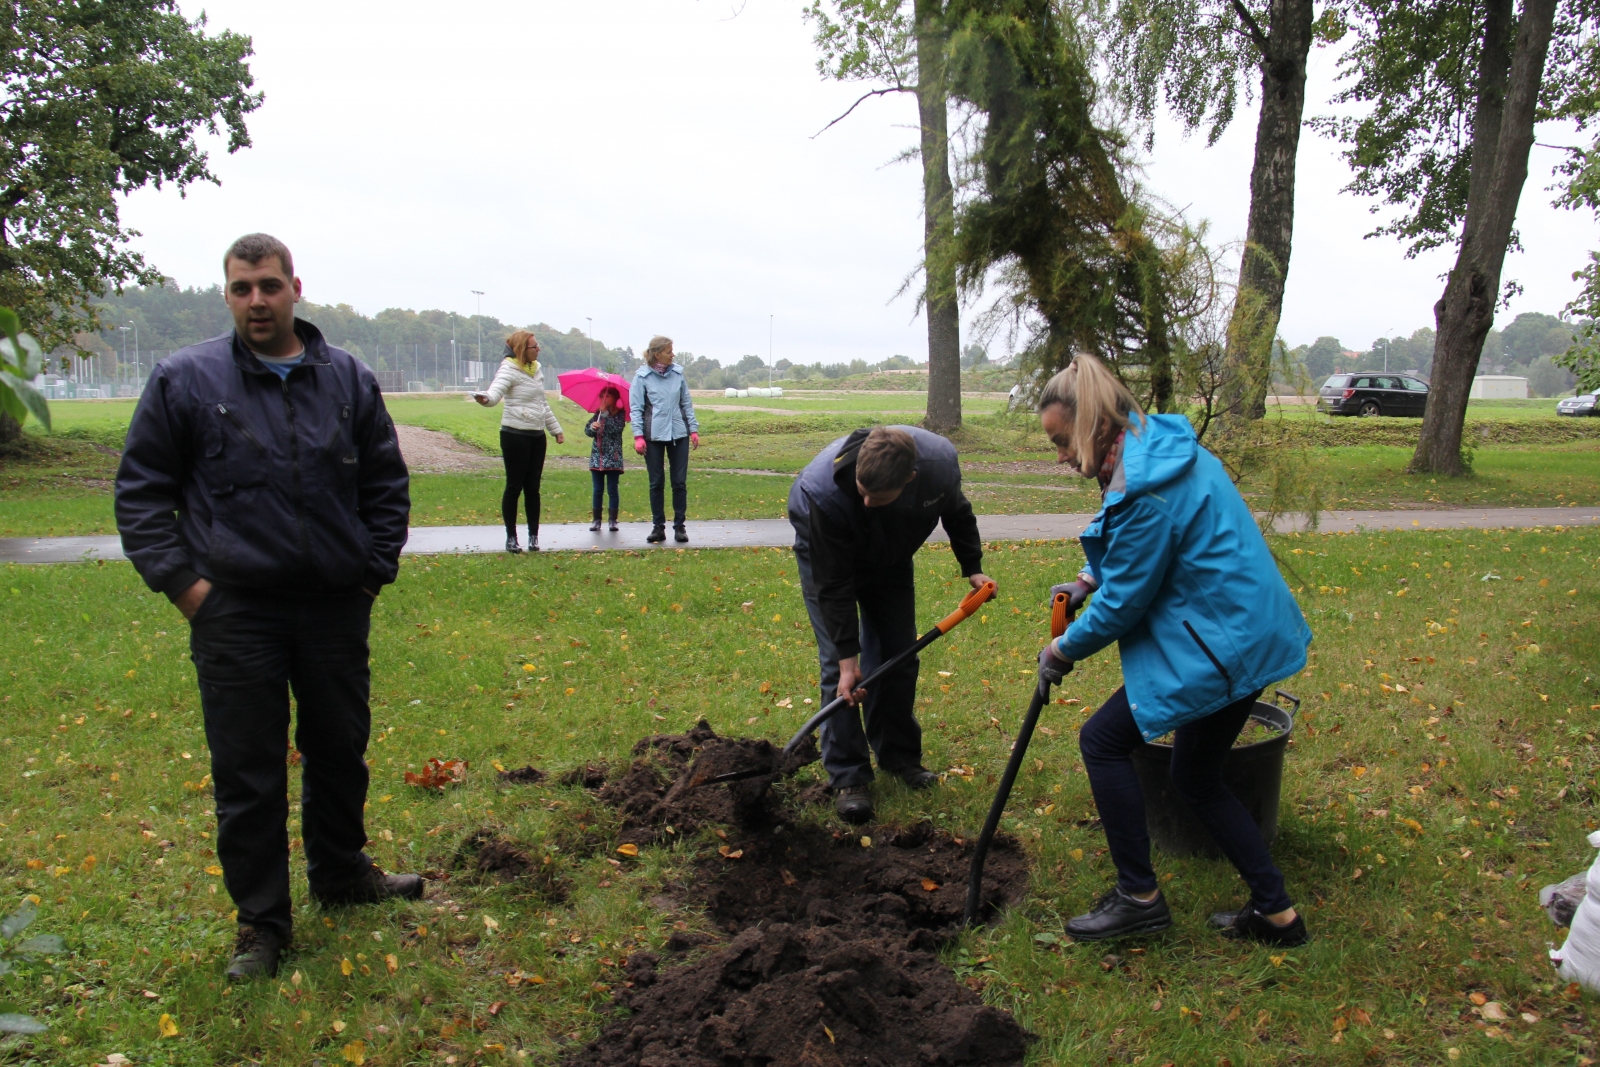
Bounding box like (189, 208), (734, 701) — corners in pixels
(936, 580), (997, 634)
(1050, 591), (1071, 640)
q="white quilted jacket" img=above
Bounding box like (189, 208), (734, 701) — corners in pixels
(483, 358), (564, 435)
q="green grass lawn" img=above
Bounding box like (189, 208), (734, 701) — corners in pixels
(0, 528), (1595, 1064)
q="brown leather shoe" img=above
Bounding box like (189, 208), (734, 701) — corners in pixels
(312, 864), (425, 906)
(226, 924), (285, 982)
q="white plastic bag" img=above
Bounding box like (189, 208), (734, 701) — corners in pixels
(1550, 831), (1600, 991)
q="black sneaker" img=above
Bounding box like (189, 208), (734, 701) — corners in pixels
(896, 767), (940, 790)
(505, 536), (521, 554)
(1065, 887), (1173, 941)
(646, 526), (666, 544)
(312, 864), (426, 906)
(1211, 907), (1309, 946)
(674, 526), (689, 543)
(225, 924), (285, 982)
(833, 785), (873, 824)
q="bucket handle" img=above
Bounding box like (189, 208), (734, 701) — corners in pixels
(1273, 689), (1300, 719)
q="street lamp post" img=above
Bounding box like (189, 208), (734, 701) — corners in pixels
(471, 290), (484, 371)
(117, 326), (129, 388)
(128, 320), (140, 387)
(768, 314), (774, 387)
(586, 316), (595, 370)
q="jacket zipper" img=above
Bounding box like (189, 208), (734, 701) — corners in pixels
(280, 377), (313, 566)
(1183, 620), (1232, 694)
(216, 403), (267, 454)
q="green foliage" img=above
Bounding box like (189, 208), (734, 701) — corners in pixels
(1314, 1), (1600, 257)
(805, 0), (917, 89)
(941, 0), (1217, 414)
(0, 306), (48, 435)
(0, 2), (260, 349)
(1304, 336), (1344, 379)
(0, 900), (61, 1035)
(1555, 252), (1600, 390)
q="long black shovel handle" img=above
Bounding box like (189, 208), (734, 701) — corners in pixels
(780, 580), (996, 759)
(963, 590), (1073, 926)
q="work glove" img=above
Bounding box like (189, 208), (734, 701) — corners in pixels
(634, 436), (646, 455)
(1048, 576), (1096, 613)
(1037, 641), (1073, 688)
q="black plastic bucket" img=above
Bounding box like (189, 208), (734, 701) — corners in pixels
(1128, 691), (1298, 859)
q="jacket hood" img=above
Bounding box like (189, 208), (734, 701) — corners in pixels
(637, 362), (683, 378)
(502, 356), (541, 377)
(1105, 413), (1198, 507)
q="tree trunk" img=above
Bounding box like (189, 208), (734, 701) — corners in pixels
(917, 0), (961, 434)
(1410, 0), (1556, 475)
(1219, 0), (1316, 421)
(0, 410), (19, 445)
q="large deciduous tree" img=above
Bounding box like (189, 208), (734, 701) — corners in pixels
(0, 1), (259, 353)
(1096, 1), (1337, 420)
(806, 1), (965, 432)
(1320, 0), (1598, 475)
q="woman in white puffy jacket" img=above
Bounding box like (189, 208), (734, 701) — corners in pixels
(474, 330), (564, 553)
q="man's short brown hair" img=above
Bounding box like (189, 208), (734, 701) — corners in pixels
(856, 427), (917, 493)
(224, 233), (294, 280)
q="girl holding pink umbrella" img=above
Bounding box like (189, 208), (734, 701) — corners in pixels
(584, 385), (627, 531)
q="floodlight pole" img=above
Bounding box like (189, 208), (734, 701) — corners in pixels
(587, 316), (595, 370)
(472, 290), (484, 368)
(769, 314), (774, 386)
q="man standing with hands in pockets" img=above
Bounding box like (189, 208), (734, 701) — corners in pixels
(115, 234), (418, 982)
(788, 426), (993, 824)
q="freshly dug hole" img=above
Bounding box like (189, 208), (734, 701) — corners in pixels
(564, 725), (1035, 1066)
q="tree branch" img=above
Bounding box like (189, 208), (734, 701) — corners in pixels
(812, 85), (913, 138)
(1229, 0), (1271, 55)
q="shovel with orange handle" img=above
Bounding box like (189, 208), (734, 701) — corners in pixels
(686, 580), (998, 789)
(963, 589), (1073, 926)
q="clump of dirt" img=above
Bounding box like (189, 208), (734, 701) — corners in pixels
(498, 765), (547, 784)
(561, 762), (611, 789)
(596, 721), (821, 846)
(454, 830), (569, 902)
(564, 724), (1035, 1067)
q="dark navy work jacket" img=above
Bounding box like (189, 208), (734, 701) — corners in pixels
(114, 319), (410, 599)
(788, 426), (982, 659)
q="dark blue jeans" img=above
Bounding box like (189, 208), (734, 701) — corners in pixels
(643, 437), (689, 528)
(591, 470), (620, 518)
(188, 586), (377, 942)
(1078, 686), (1292, 914)
(794, 546), (922, 788)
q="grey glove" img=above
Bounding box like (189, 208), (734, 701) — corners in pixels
(1037, 643), (1073, 688)
(1048, 579), (1094, 613)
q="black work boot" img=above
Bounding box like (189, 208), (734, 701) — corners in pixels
(646, 526), (666, 544)
(674, 525), (689, 543)
(527, 528), (540, 552)
(609, 508), (619, 533)
(312, 863), (426, 907)
(226, 924), (285, 982)
(833, 785), (873, 824)
(1065, 887), (1173, 941)
(589, 510), (602, 533)
(1211, 906), (1309, 947)
(505, 533), (521, 554)
(895, 766), (940, 790)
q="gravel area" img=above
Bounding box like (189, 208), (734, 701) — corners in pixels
(393, 425), (499, 473)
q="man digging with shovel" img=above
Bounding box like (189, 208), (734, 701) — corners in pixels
(788, 426), (993, 824)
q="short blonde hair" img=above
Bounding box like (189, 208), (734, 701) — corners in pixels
(1037, 354), (1143, 472)
(646, 335), (673, 360)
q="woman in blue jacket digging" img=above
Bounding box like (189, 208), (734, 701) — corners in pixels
(1035, 354), (1313, 946)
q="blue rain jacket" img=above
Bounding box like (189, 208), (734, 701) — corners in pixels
(1056, 414), (1311, 739)
(629, 362), (698, 442)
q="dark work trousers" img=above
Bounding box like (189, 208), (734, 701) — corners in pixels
(188, 586), (376, 943)
(794, 545), (922, 788)
(500, 428), (548, 538)
(1078, 686), (1292, 914)
(643, 437), (689, 529)
(591, 470), (621, 520)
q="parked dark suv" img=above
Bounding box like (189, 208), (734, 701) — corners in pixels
(1318, 373), (1430, 417)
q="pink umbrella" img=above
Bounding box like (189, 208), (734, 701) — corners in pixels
(557, 367), (631, 418)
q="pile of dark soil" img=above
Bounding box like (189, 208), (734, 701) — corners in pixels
(563, 725), (1035, 1067)
(498, 765), (547, 784)
(455, 830), (569, 902)
(590, 720), (820, 846)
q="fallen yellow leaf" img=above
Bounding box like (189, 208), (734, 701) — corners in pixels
(340, 957), (354, 976)
(616, 843), (639, 857)
(205, 865), (223, 876)
(332, 1020), (347, 1033)
(158, 1013), (179, 1038)
(385, 953), (398, 974)
(342, 1040), (367, 1065)
(921, 878), (940, 892)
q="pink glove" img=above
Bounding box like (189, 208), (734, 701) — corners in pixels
(690, 432), (700, 448)
(634, 437), (646, 455)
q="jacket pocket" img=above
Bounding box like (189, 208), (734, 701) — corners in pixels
(214, 403), (270, 491)
(1183, 620), (1233, 695)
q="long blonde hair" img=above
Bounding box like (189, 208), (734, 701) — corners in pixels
(506, 330), (539, 368)
(1037, 354), (1143, 472)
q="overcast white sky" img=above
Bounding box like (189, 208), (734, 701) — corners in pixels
(122, 1), (1598, 364)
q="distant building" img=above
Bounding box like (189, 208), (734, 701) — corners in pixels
(1469, 375), (1528, 400)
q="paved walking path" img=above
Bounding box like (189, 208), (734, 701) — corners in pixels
(2, 507), (1595, 565)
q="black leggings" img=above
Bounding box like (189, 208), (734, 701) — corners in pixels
(500, 429), (547, 536)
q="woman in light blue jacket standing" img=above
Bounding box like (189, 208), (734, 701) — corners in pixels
(629, 335), (700, 544)
(1034, 355), (1312, 947)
